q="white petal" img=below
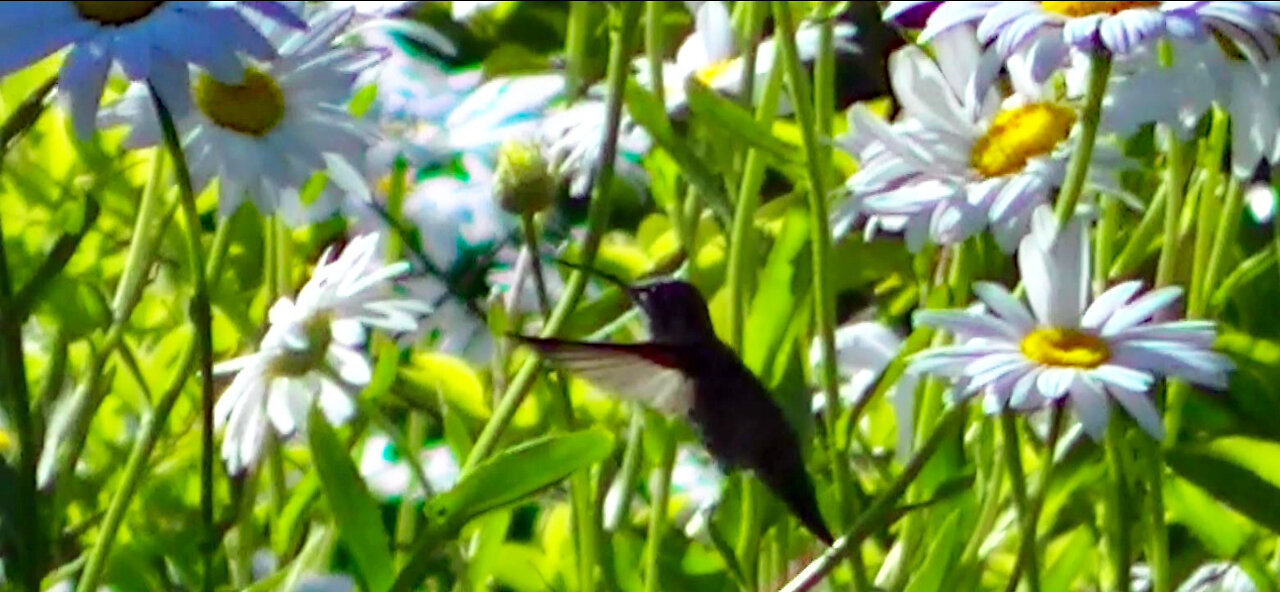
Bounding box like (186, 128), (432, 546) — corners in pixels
(1101, 287), (1183, 336)
(1068, 376), (1111, 441)
(1110, 385), (1165, 440)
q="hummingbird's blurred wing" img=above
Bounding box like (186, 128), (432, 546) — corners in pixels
(513, 336), (694, 416)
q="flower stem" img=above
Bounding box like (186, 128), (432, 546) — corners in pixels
(772, 6), (856, 570)
(645, 0), (666, 109)
(607, 413), (646, 529)
(1154, 128), (1188, 288)
(1001, 413), (1040, 592)
(149, 83), (217, 592)
(462, 0), (642, 473)
(776, 405), (968, 592)
(643, 420), (677, 592)
(725, 4), (781, 351)
(1166, 109), (1229, 444)
(77, 343), (198, 592)
(0, 75), (57, 591)
(520, 214), (552, 316)
(565, 0), (593, 100)
(1137, 435), (1170, 592)
(1053, 53), (1111, 228)
(1105, 420), (1132, 592)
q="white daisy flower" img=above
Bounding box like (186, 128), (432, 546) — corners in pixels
(452, 1), (501, 22)
(214, 233), (429, 474)
(0, 1), (304, 139)
(359, 433), (460, 500)
(669, 445), (724, 538)
(539, 99), (652, 198)
(441, 73), (566, 164)
(892, 2), (1280, 83)
(836, 26), (1125, 252)
(98, 7), (382, 226)
(810, 321), (919, 462)
(1100, 39), (1280, 179)
(637, 1), (858, 113)
(908, 206), (1233, 440)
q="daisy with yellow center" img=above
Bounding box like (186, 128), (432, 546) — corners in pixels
(836, 27), (1125, 252)
(98, 7), (383, 225)
(907, 206), (1232, 440)
(0, 1), (304, 139)
(214, 233), (431, 474)
(889, 1), (1280, 85)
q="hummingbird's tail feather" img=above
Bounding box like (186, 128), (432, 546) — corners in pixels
(754, 457), (835, 546)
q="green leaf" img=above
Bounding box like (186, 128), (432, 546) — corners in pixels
(743, 206), (808, 376)
(1166, 448), (1280, 535)
(685, 81), (801, 170)
(903, 510), (964, 592)
(426, 428), (616, 536)
(308, 409), (394, 592)
(623, 80), (732, 223)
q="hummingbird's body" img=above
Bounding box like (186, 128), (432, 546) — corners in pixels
(516, 277), (834, 545)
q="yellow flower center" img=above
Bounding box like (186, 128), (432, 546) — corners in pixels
(1040, 1), (1160, 18)
(1020, 327), (1111, 369)
(970, 103), (1076, 178)
(269, 317), (333, 378)
(194, 68), (286, 137)
(74, 1), (164, 25)
(695, 58), (737, 87)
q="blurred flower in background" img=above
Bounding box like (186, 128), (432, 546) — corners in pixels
(360, 433), (461, 500)
(811, 321), (917, 461)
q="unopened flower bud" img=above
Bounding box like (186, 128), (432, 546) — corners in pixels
(494, 138), (556, 215)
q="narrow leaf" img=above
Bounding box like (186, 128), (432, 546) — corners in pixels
(309, 409), (394, 592)
(1166, 448), (1280, 535)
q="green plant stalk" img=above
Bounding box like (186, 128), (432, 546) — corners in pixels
(394, 411), (427, 566)
(565, 1), (593, 100)
(772, 3), (856, 564)
(1137, 435), (1170, 592)
(149, 85), (218, 592)
(76, 343), (197, 592)
(0, 74), (56, 170)
(1095, 196), (1120, 295)
(1110, 184), (1166, 279)
(0, 201), (42, 592)
(1203, 179), (1244, 309)
(1002, 414), (1041, 592)
(1166, 109), (1229, 444)
(645, 0), (666, 109)
(725, 9), (781, 351)
(1105, 420), (1132, 592)
(1053, 53), (1112, 228)
(521, 214), (553, 315)
(1154, 129), (1187, 288)
(776, 405), (968, 592)
(644, 422), (677, 592)
(608, 413), (646, 528)
(461, 0), (642, 473)
(736, 477), (763, 587)
(1142, 126), (1187, 592)
(0, 75), (60, 591)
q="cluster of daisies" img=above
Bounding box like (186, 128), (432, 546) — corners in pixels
(831, 1), (1268, 447)
(0, 0), (1263, 541)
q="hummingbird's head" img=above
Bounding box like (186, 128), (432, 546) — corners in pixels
(626, 280), (716, 343)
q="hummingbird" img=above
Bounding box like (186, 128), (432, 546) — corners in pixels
(512, 262), (834, 545)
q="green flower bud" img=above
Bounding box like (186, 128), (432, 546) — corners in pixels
(494, 138), (556, 215)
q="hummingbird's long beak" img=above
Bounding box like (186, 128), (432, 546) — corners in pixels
(549, 256), (637, 295)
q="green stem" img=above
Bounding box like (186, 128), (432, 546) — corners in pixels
(565, 1), (593, 100)
(1154, 129), (1187, 288)
(643, 421), (677, 592)
(77, 343), (197, 592)
(1095, 196), (1120, 295)
(149, 84), (217, 592)
(1001, 414), (1040, 592)
(0, 75), (56, 169)
(1105, 420), (1132, 592)
(462, 0), (642, 473)
(520, 215), (552, 316)
(1110, 184), (1166, 279)
(1137, 436), (1170, 592)
(1053, 53), (1112, 228)
(1203, 178), (1244, 306)
(645, 0), (666, 109)
(736, 478), (762, 587)
(725, 28), (784, 349)
(394, 411), (427, 566)
(776, 405), (968, 592)
(0, 197), (41, 592)
(609, 413), (646, 529)
(1166, 109), (1229, 444)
